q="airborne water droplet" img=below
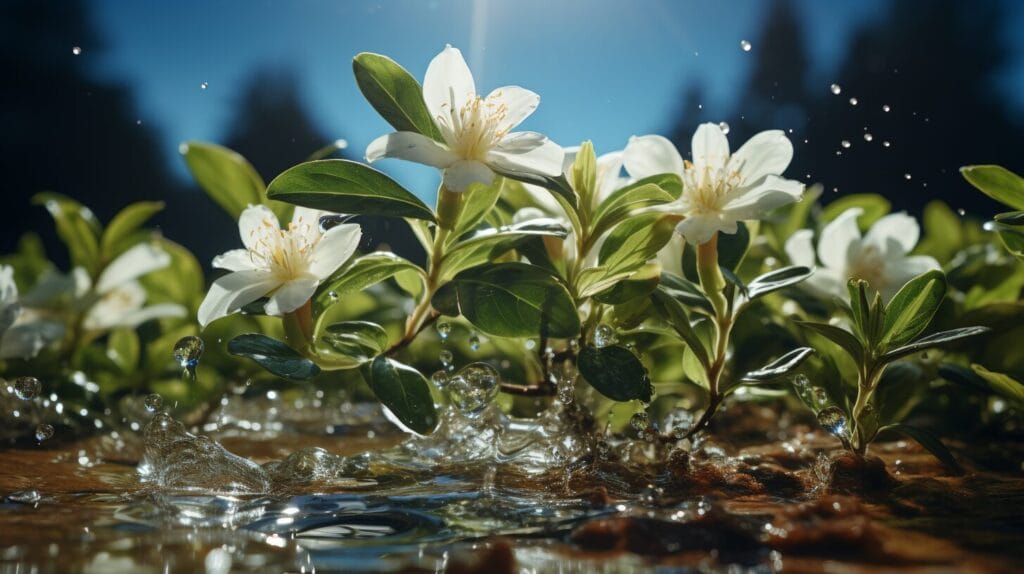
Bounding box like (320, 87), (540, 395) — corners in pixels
(840, 140), (851, 149)
(817, 406), (850, 442)
(863, 133), (874, 142)
(904, 173), (912, 180)
(173, 336), (204, 370)
(593, 324), (618, 348)
(740, 40), (752, 52)
(71, 46), (82, 55)
(630, 411), (650, 432)
(830, 83), (842, 95)
(957, 208), (966, 216)
(35, 424), (54, 442)
(144, 393), (164, 413)
(718, 121), (730, 134)
(848, 97), (859, 106)
(882, 104), (891, 112)
(14, 377), (41, 401)
(446, 362), (500, 416)
(200, 82), (209, 90)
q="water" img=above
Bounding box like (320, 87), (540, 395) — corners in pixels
(740, 40), (752, 52)
(143, 393), (163, 413)
(13, 376), (41, 400)
(816, 406), (851, 447)
(34, 424), (53, 442)
(173, 335), (204, 383)
(830, 83), (842, 95)
(593, 324), (618, 348)
(435, 321), (451, 342)
(445, 362), (500, 416)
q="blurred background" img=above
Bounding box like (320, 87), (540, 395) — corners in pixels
(2, 0), (1023, 267)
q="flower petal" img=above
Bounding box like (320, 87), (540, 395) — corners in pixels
(676, 213), (736, 245)
(863, 211), (919, 256)
(0, 320), (64, 359)
(719, 175), (805, 221)
(881, 255), (941, 301)
(443, 159), (495, 193)
(728, 130), (793, 185)
(309, 223), (361, 279)
(0, 265), (16, 307)
(691, 123), (730, 172)
(784, 229), (817, 267)
(212, 249), (256, 272)
(197, 269), (280, 328)
(596, 151), (626, 202)
(817, 208), (863, 266)
(365, 131), (457, 168)
(623, 135), (684, 180)
(487, 132), (564, 177)
(239, 204), (279, 251)
(803, 266), (847, 301)
(486, 86), (540, 131)
(95, 243), (171, 293)
(423, 45), (476, 128)
(264, 276), (320, 316)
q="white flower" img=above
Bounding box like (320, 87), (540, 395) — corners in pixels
(81, 243), (186, 331)
(0, 265), (64, 359)
(365, 45), (563, 193)
(198, 205), (361, 327)
(623, 123), (804, 245)
(784, 207), (941, 301)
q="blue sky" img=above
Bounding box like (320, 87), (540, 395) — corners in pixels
(87, 0), (1024, 199)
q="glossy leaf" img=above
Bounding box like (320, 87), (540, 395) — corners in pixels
(746, 265), (813, 300)
(960, 164), (1024, 210)
(227, 334), (321, 381)
(362, 356), (438, 434)
(180, 141), (267, 219)
(880, 326), (990, 363)
(882, 424), (963, 475)
(314, 253), (424, 315)
(796, 321), (864, 363)
(599, 212), (681, 275)
(101, 201), (164, 255)
(740, 347), (814, 382)
(352, 52), (441, 140)
(881, 270), (947, 348)
(591, 174), (682, 237)
(659, 272), (714, 314)
(492, 167), (577, 211)
(441, 218), (568, 279)
(451, 177), (506, 237)
(650, 290), (710, 368)
(577, 345), (653, 402)
(971, 364), (1024, 406)
(321, 321), (389, 365)
(992, 211), (1024, 260)
(593, 263), (661, 305)
(267, 159), (435, 222)
(716, 222), (750, 271)
(432, 263), (580, 338)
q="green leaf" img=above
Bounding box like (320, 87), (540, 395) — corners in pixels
(971, 364), (1024, 406)
(492, 168), (577, 211)
(577, 345), (653, 402)
(451, 177), (506, 237)
(960, 164), (1024, 210)
(659, 272), (714, 314)
(740, 347), (814, 382)
(352, 52), (442, 140)
(572, 141), (598, 207)
(591, 174), (682, 238)
(313, 253), (423, 316)
(107, 328), (140, 374)
(181, 142), (268, 220)
(847, 279), (871, 338)
(879, 326), (990, 363)
(101, 201), (164, 256)
(321, 321), (389, 365)
(881, 270), (947, 349)
(32, 192), (102, 272)
(746, 265), (813, 300)
(822, 194), (891, 229)
(267, 160), (435, 222)
(881, 423), (963, 475)
(592, 263), (661, 305)
(716, 222), (750, 271)
(362, 356), (438, 434)
(432, 262), (580, 338)
(992, 211), (1024, 260)
(650, 290), (710, 368)
(598, 212), (682, 275)
(227, 334), (321, 381)
(796, 321), (864, 363)
(441, 218), (568, 279)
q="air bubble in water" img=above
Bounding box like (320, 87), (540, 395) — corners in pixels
(436, 321), (451, 341)
(35, 424), (54, 442)
(740, 40), (752, 52)
(446, 362), (500, 416)
(840, 140), (851, 149)
(817, 406), (850, 441)
(144, 393), (163, 413)
(173, 336), (204, 370)
(630, 411), (650, 432)
(849, 97), (859, 106)
(718, 121), (730, 134)
(594, 324), (618, 348)
(14, 377), (41, 400)
(830, 83), (842, 95)
(71, 46), (82, 55)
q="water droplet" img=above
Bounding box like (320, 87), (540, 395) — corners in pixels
(200, 82), (209, 90)
(71, 46), (82, 55)
(882, 141), (891, 148)
(718, 121), (730, 134)
(830, 83), (842, 95)
(630, 411), (650, 432)
(813, 387), (828, 406)
(665, 411), (694, 439)
(436, 321), (451, 342)
(863, 133), (873, 142)
(957, 208), (966, 216)
(792, 374), (809, 390)
(14, 377), (41, 400)
(35, 424), (54, 442)
(468, 333), (480, 352)
(848, 97), (859, 106)
(840, 140), (851, 149)
(740, 40), (752, 52)
(173, 336), (204, 370)
(144, 393), (163, 413)
(446, 362), (500, 416)
(593, 324), (618, 348)
(439, 349), (454, 368)
(904, 173), (912, 180)
(882, 104), (891, 112)
(817, 406), (850, 441)
(431, 370), (450, 389)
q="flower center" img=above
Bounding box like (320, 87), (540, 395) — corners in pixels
(437, 94), (510, 161)
(847, 245), (887, 291)
(681, 159), (743, 215)
(249, 216), (317, 281)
